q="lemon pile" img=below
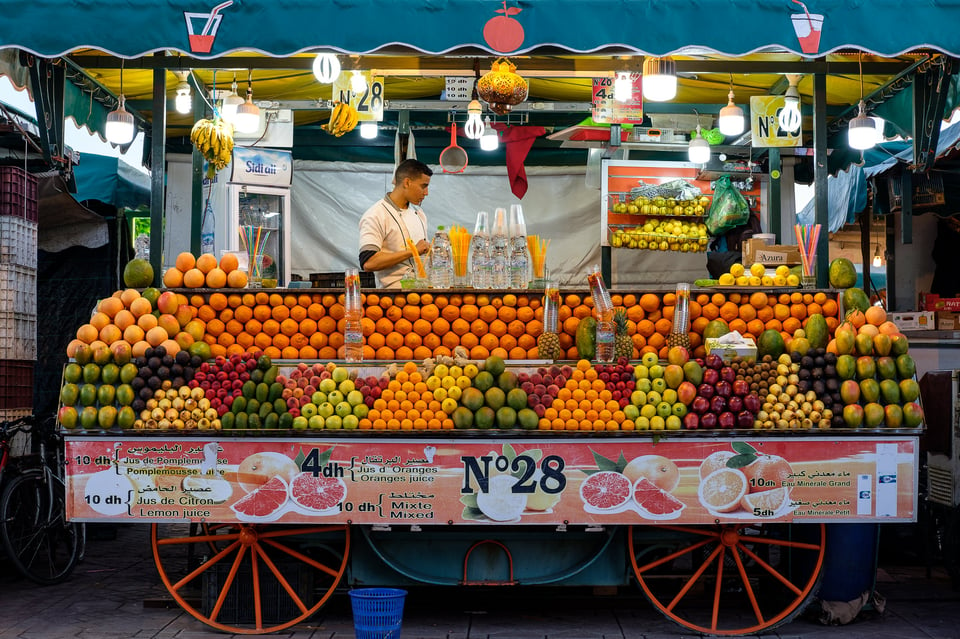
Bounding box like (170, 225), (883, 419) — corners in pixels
(718, 263), (801, 287)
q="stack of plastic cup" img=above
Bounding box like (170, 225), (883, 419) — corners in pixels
(344, 268), (363, 362)
(470, 210), (492, 289)
(587, 265), (615, 363)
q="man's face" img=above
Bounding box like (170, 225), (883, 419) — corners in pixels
(402, 174), (430, 205)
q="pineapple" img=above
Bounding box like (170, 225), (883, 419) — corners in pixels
(667, 331), (691, 349)
(537, 332), (562, 361)
(613, 309), (633, 360)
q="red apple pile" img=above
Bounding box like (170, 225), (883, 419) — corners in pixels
(187, 353), (256, 417)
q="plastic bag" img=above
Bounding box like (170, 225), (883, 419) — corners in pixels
(705, 176), (749, 236)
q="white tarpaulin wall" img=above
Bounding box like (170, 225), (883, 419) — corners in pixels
(291, 161), (712, 288)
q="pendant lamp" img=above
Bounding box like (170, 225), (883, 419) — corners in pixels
(106, 63), (135, 145)
(718, 73), (744, 136)
(848, 52), (880, 150)
(688, 124), (710, 164)
(233, 71), (261, 134)
(313, 53), (341, 83)
(642, 56), (677, 102)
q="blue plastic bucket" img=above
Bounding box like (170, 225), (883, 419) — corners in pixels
(349, 588), (407, 639)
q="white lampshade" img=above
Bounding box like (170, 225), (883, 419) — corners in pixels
(614, 72), (632, 102)
(848, 100), (880, 150)
(174, 81), (192, 114)
(480, 116), (499, 151)
(688, 127), (710, 164)
(642, 57), (677, 102)
(360, 122), (378, 139)
(778, 85), (802, 133)
(220, 87), (244, 123)
(464, 99), (484, 140)
(233, 88), (260, 133)
(105, 96), (135, 145)
(313, 53), (341, 83)
(351, 70), (367, 94)
(718, 90), (745, 136)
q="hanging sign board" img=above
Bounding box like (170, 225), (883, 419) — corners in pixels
(592, 75), (643, 124)
(750, 96), (803, 147)
(229, 147), (293, 187)
(332, 72), (384, 122)
(444, 77), (475, 101)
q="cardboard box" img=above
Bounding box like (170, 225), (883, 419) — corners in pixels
(743, 241), (802, 266)
(888, 311), (935, 331)
(704, 338), (757, 363)
(919, 293), (960, 312)
(937, 311), (960, 330)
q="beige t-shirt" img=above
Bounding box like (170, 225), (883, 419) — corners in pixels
(359, 195), (428, 289)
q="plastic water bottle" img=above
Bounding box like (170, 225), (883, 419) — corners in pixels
(343, 268), (363, 362)
(201, 199), (215, 256)
(470, 210), (492, 289)
(428, 226), (453, 289)
(587, 265), (615, 363)
(508, 204), (530, 289)
(490, 207), (509, 289)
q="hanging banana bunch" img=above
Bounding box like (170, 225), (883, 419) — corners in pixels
(323, 102), (360, 137)
(190, 117), (235, 176)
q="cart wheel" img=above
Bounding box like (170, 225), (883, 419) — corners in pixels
(629, 523), (825, 636)
(151, 522), (349, 635)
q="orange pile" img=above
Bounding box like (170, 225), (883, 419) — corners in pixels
(364, 362), (455, 430)
(540, 359), (633, 431)
(163, 252), (247, 289)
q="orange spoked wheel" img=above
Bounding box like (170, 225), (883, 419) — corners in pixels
(151, 522), (350, 635)
(629, 523), (825, 636)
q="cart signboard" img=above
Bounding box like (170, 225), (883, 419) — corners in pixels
(65, 436), (917, 525)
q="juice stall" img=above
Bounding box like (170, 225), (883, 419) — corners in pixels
(2, 0), (959, 635)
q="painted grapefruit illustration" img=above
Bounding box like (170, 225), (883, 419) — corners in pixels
(741, 486), (791, 515)
(623, 454), (680, 492)
(698, 450), (736, 479)
(236, 452), (299, 492)
(698, 468), (748, 514)
(580, 471), (632, 511)
(231, 475), (289, 521)
(288, 472), (347, 513)
(632, 477), (685, 519)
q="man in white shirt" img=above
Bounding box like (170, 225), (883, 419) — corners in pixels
(358, 159), (433, 289)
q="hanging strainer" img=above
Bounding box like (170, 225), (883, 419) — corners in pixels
(439, 123), (468, 173)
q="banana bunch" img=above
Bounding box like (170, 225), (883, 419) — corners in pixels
(323, 102), (359, 137)
(190, 118), (235, 173)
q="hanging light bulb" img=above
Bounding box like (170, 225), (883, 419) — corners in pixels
(106, 63), (135, 145)
(221, 76), (244, 123)
(312, 53), (341, 83)
(360, 122), (378, 139)
(778, 83), (802, 133)
(106, 95), (135, 145)
(351, 70), (367, 94)
(642, 56), (677, 102)
(233, 72), (261, 134)
(688, 125), (710, 164)
(174, 72), (192, 114)
(464, 98), (484, 140)
(848, 54), (880, 150)
(614, 72), (633, 102)
(480, 116), (499, 151)
(718, 74), (744, 136)
(872, 249), (882, 268)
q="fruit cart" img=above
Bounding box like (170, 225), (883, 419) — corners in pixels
(58, 284), (923, 636)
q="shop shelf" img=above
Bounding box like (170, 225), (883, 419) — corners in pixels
(0, 167), (39, 223)
(0, 216), (37, 269)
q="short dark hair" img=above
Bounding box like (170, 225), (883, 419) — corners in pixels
(395, 159), (432, 183)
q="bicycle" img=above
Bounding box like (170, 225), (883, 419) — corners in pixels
(0, 415), (84, 585)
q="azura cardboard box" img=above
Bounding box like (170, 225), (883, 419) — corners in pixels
(743, 240), (802, 266)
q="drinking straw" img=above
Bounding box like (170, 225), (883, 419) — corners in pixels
(527, 235), (551, 279)
(407, 238), (427, 278)
(793, 223), (820, 277)
(448, 225), (472, 277)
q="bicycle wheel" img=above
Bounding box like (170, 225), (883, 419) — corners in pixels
(0, 470), (82, 585)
